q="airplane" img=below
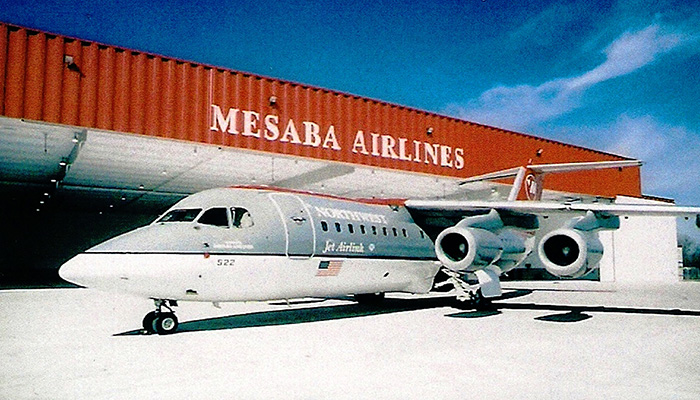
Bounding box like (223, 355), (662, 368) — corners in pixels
(59, 160), (700, 334)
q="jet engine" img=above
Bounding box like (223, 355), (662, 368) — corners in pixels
(537, 211), (619, 279)
(435, 225), (502, 272)
(434, 210), (533, 273)
(537, 228), (603, 278)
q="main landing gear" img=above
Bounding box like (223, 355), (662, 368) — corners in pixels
(434, 268), (494, 311)
(143, 299), (179, 335)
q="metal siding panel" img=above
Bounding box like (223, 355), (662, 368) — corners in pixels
(144, 55), (160, 136)
(128, 52), (146, 134)
(79, 42), (98, 127)
(217, 70), (233, 147)
(184, 64), (199, 142)
(248, 75), (262, 150)
(279, 82), (292, 155)
(260, 78), (275, 151)
(96, 45), (115, 130)
(0, 24), (7, 115)
(160, 59), (175, 139)
(298, 85), (310, 158)
(24, 31), (45, 120)
(43, 34), (63, 123)
(173, 61), (187, 141)
(5, 26), (27, 118)
(112, 49), (130, 131)
(195, 66), (209, 143)
(61, 39), (81, 125)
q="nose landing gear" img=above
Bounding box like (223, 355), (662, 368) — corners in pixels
(143, 299), (179, 335)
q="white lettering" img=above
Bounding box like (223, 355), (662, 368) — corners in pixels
(370, 133), (381, 156)
(303, 121), (321, 147)
(242, 110), (260, 137)
(209, 103), (466, 170)
(398, 137), (412, 161)
(413, 140), (422, 163)
(424, 143), (439, 165)
(440, 145), (453, 167)
(454, 148), (465, 169)
(263, 114), (280, 140)
(352, 131), (369, 154)
(280, 119), (302, 144)
(210, 105), (239, 134)
(323, 126), (341, 150)
(381, 135), (399, 159)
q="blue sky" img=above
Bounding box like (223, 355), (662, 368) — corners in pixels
(3, 0), (700, 205)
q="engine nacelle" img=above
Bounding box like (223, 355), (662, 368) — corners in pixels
(495, 230), (535, 273)
(537, 228), (603, 278)
(435, 226), (533, 274)
(435, 226), (502, 272)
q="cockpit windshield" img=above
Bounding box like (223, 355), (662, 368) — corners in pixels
(157, 208), (202, 223)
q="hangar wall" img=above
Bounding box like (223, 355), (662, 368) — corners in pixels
(599, 196), (680, 284)
(0, 22), (641, 198)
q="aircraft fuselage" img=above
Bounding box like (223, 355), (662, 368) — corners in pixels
(59, 187), (440, 302)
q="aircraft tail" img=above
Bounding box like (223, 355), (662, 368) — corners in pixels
(459, 160), (643, 201)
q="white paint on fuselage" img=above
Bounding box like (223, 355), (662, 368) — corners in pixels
(59, 253), (440, 302)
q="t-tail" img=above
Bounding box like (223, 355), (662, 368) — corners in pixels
(459, 160), (644, 201)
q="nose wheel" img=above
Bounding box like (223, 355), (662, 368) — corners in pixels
(143, 299), (179, 335)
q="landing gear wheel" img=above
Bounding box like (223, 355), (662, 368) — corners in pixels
(152, 312), (179, 335)
(142, 311), (158, 334)
(471, 289), (494, 311)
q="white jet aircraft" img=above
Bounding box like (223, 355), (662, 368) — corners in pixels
(59, 160), (700, 334)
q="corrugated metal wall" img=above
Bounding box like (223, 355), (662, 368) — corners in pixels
(0, 22), (642, 198)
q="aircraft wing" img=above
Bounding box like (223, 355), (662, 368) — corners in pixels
(404, 198), (700, 298)
(405, 199), (700, 220)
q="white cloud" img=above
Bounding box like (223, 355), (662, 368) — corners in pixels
(602, 115), (700, 204)
(566, 25), (683, 90)
(445, 24), (688, 130)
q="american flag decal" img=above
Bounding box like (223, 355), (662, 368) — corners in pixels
(316, 260), (342, 276)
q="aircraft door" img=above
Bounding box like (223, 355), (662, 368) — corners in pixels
(269, 193), (315, 257)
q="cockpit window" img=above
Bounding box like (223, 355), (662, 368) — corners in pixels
(157, 208), (202, 223)
(231, 207), (254, 228)
(198, 207), (229, 227)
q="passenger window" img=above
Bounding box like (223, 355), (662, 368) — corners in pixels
(402, 228), (408, 238)
(231, 207), (254, 228)
(392, 227), (398, 237)
(420, 231), (425, 239)
(360, 225), (366, 234)
(198, 208), (229, 227)
(335, 222), (342, 233)
(382, 227), (388, 236)
(372, 226), (377, 235)
(348, 224), (354, 234)
(321, 221), (329, 232)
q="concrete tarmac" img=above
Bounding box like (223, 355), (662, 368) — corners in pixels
(1, 281), (700, 399)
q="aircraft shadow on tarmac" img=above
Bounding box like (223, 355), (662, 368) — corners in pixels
(114, 289), (700, 335)
(447, 288), (700, 323)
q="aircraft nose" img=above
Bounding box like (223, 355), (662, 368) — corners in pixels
(58, 255), (91, 287)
